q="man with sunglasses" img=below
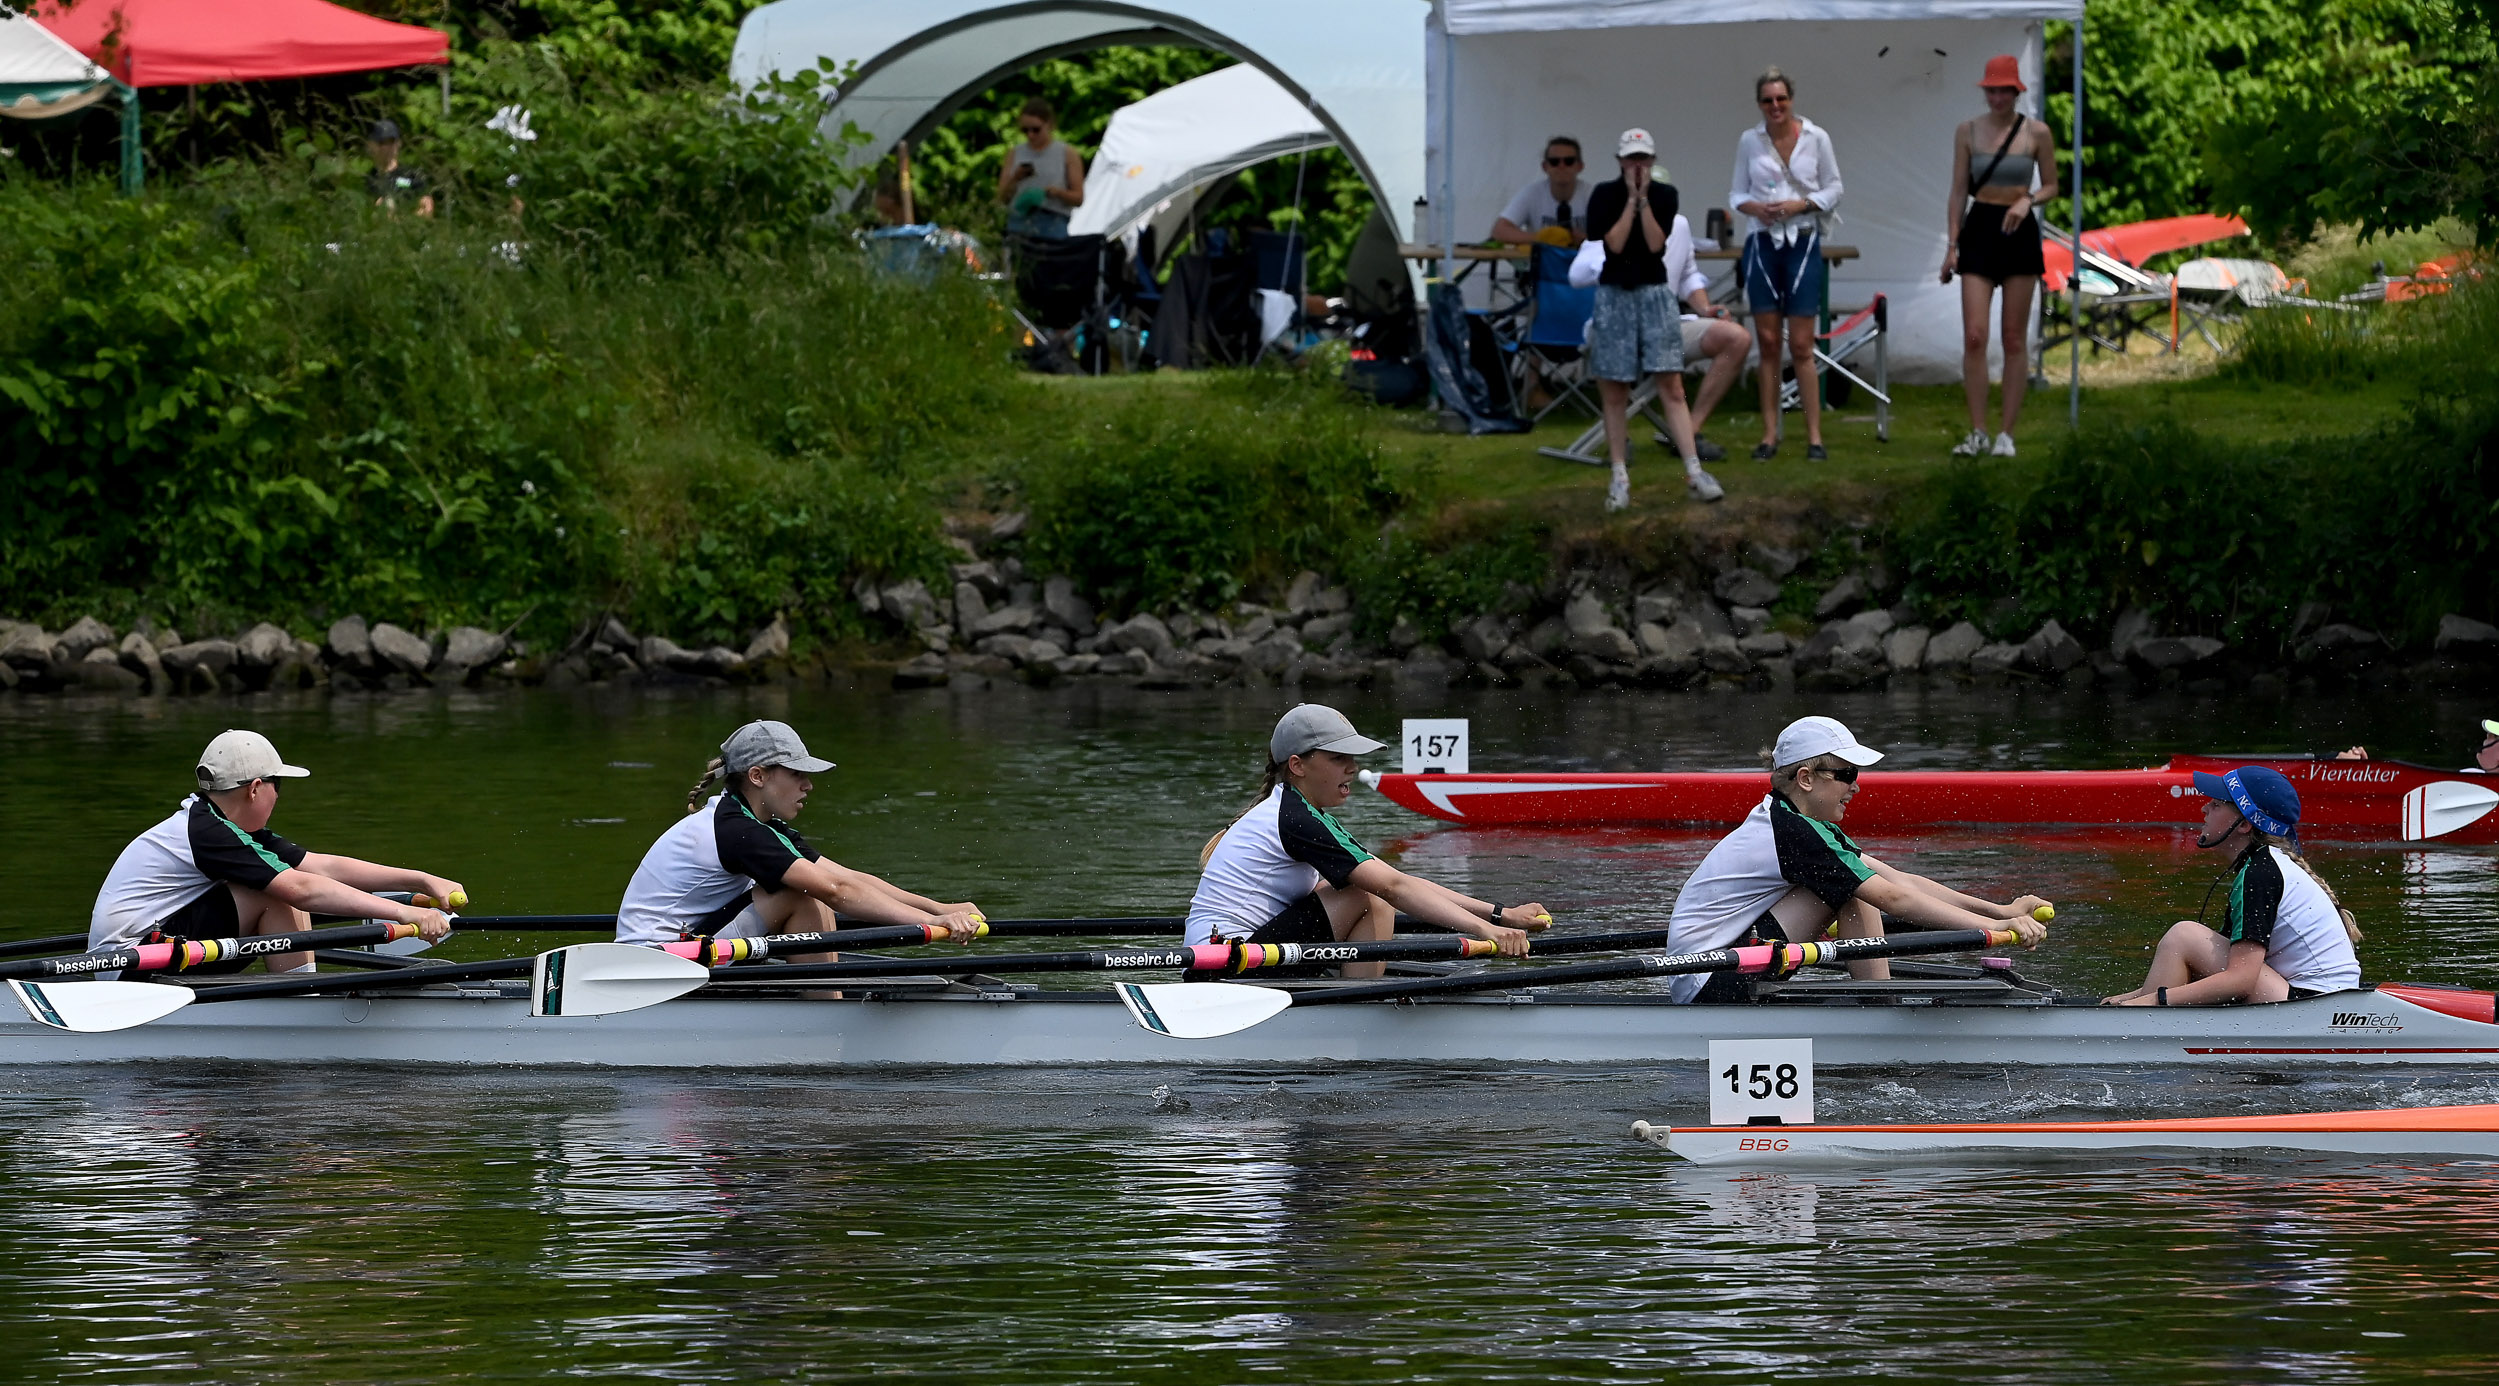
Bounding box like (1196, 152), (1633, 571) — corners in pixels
(2332, 719), (2499, 770)
(1492, 136), (1593, 247)
(1665, 716), (2051, 1003)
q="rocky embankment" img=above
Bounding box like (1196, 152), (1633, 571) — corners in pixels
(10, 545), (2499, 698)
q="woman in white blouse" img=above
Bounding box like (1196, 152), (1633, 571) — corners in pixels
(1728, 66), (1843, 462)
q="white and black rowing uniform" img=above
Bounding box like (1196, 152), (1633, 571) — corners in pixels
(2216, 842), (2360, 997)
(1185, 785), (1376, 977)
(1666, 790), (1877, 1004)
(616, 788), (824, 946)
(88, 795), (312, 972)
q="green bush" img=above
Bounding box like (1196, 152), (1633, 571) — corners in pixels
(1016, 371), (1407, 614)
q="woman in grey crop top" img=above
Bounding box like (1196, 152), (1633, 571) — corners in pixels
(1943, 55), (2060, 461)
(995, 96), (1087, 240)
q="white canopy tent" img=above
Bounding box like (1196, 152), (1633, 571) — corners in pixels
(730, 0), (1422, 235)
(1066, 62), (1334, 249)
(0, 8), (111, 119)
(1430, 0), (2083, 382)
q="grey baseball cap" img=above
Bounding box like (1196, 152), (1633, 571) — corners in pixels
(1270, 704), (1387, 761)
(196, 730), (311, 792)
(721, 720), (835, 775)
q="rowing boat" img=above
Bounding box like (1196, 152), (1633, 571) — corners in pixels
(1635, 1102), (2499, 1165)
(1363, 755), (2499, 843)
(3, 973), (2493, 1069)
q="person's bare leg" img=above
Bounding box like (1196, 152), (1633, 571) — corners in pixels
(1752, 315), (1784, 447)
(1830, 897), (1891, 980)
(1657, 372), (1697, 459)
(230, 883), (315, 972)
(1960, 274), (1995, 433)
(1997, 274), (2037, 434)
(1690, 323), (1747, 434)
(1788, 317), (1823, 446)
(2104, 922), (2228, 1002)
(1318, 883), (1394, 979)
(1598, 377), (1633, 469)
(750, 887), (839, 964)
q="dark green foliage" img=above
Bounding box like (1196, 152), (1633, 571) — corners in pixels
(1016, 373), (1406, 615)
(0, 174), (1008, 640)
(1345, 525), (1549, 645)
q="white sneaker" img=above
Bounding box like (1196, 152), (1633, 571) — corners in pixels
(1606, 469), (1631, 512)
(1686, 466), (1724, 502)
(1951, 429), (1990, 457)
(1990, 431), (2017, 457)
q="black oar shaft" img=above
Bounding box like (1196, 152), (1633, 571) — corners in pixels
(1286, 929), (2015, 1007)
(191, 956), (535, 1003)
(0, 921), (422, 980)
(712, 935), (1501, 983)
(0, 932), (91, 961)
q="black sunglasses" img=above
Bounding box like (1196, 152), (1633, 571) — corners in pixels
(1758, 93), (1791, 105)
(1544, 155), (1580, 166)
(1804, 764), (1860, 783)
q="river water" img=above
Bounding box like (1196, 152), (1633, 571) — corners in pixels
(4, 683), (2497, 1382)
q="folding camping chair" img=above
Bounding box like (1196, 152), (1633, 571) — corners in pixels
(1774, 294), (1891, 442)
(1009, 233), (1122, 374)
(1507, 242), (1602, 422)
(2041, 227), (2184, 355)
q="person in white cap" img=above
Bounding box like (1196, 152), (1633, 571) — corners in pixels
(616, 720), (983, 953)
(1584, 127), (1723, 512)
(1664, 715), (2050, 1002)
(87, 730), (460, 971)
(1186, 704), (1549, 979)
(2331, 718), (2499, 772)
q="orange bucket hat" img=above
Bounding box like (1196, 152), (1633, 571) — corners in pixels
(1979, 55), (2025, 90)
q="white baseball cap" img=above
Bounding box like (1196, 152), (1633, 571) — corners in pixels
(1616, 128), (1656, 158)
(1773, 715), (1884, 768)
(1270, 704), (1386, 761)
(721, 720), (836, 775)
(196, 730), (311, 792)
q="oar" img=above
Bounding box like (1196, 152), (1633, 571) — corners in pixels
(4, 921), (432, 1033)
(0, 932), (92, 961)
(1116, 927), (2029, 1039)
(418, 913), (1200, 934)
(10, 943), (710, 1033)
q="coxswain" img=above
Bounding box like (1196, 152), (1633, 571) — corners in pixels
(1665, 715), (2051, 1003)
(1187, 704), (1547, 981)
(2333, 717), (2499, 772)
(2104, 765), (2361, 1006)
(89, 730), (459, 972)
(618, 720), (982, 960)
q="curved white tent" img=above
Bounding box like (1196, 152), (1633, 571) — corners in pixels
(730, 0), (1422, 236)
(0, 9), (110, 119)
(1430, 0), (2083, 381)
(1067, 63), (1333, 241)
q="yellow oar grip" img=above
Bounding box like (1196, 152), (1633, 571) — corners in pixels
(2031, 904), (2056, 923)
(410, 891), (468, 910)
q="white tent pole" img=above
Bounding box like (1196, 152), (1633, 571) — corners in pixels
(2068, 4), (2083, 428)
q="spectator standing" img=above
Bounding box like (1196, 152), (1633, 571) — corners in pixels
(1730, 67), (1841, 460)
(996, 97), (1085, 240)
(1663, 208), (1749, 463)
(1491, 136), (1593, 246)
(1584, 128), (1724, 512)
(365, 119), (433, 219)
(1943, 55), (2058, 458)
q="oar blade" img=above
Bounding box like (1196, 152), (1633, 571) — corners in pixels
(531, 943), (710, 1018)
(1117, 980), (1292, 1040)
(8, 979), (196, 1033)
(2403, 781), (2499, 841)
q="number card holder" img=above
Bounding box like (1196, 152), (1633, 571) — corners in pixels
(1708, 1038), (1815, 1126)
(1403, 719), (1470, 775)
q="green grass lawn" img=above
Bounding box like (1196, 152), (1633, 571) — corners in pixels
(1021, 352), (2420, 541)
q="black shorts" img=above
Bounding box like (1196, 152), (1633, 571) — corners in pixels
(1956, 203), (2045, 282)
(152, 885), (257, 975)
(1185, 894), (1338, 981)
(1688, 910), (1780, 1006)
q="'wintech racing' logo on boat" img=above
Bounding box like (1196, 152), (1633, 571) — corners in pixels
(2327, 1011), (2403, 1032)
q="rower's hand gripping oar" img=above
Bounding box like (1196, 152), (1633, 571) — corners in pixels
(5, 921), (431, 1034)
(1117, 927), (2031, 1040)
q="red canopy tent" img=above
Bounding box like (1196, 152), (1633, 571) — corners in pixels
(34, 0), (445, 86)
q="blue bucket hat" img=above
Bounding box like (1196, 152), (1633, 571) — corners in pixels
(2192, 765), (2300, 839)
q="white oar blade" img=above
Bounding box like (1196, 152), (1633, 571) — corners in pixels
(2402, 781), (2499, 841)
(8, 979), (196, 1033)
(531, 943), (709, 1018)
(1117, 981), (1292, 1040)
(374, 933), (436, 957)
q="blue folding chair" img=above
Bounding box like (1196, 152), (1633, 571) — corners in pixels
(1513, 243), (1600, 422)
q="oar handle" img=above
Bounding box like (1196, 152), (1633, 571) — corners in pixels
(1288, 928), (2019, 1008)
(0, 921), (424, 980)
